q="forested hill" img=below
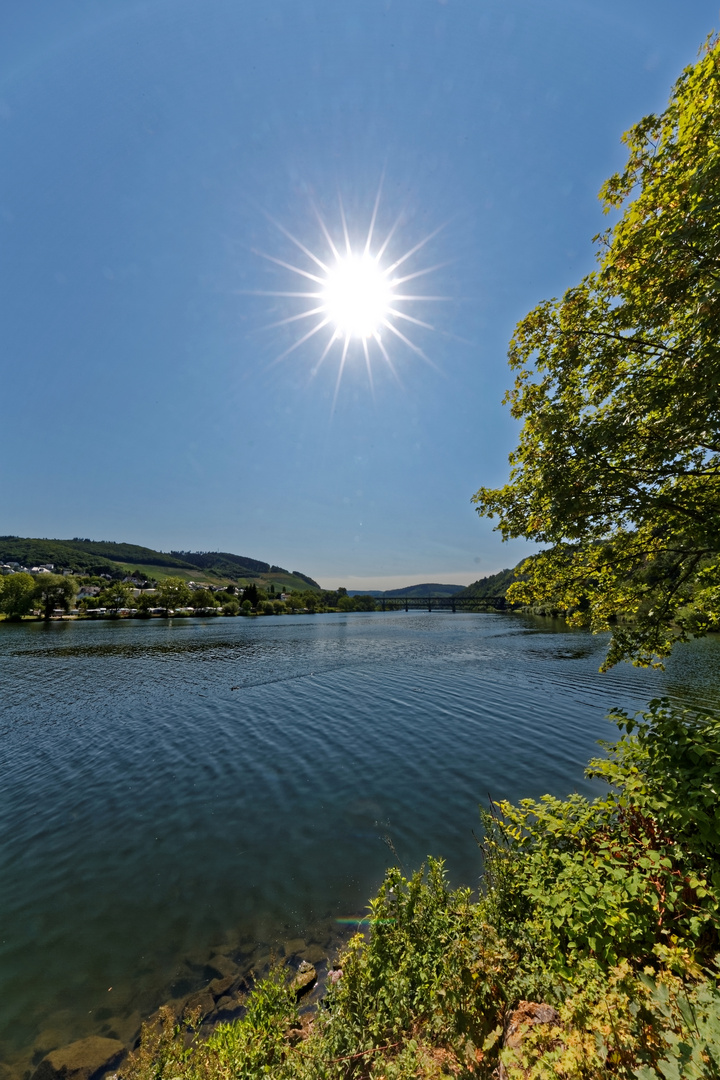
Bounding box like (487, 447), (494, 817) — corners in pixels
(0, 536), (320, 589)
(383, 583), (464, 598)
(456, 566), (517, 598)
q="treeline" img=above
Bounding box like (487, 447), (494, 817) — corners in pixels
(0, 573), (382, 621)
(0, 573), (76, 620)
(79, 580), (381, 617)
(457, 566), (516, 599)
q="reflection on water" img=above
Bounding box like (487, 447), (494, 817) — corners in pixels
(0, 611), (717, 1071)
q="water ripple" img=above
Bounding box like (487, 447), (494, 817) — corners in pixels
(0, 612), (717, 1067)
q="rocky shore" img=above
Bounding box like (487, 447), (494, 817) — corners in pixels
(5, 929), (348, 1080)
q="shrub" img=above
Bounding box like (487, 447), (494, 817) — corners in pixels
(483, 700), (720, 973)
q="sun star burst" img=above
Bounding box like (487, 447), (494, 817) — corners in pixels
(322, 253), (392, 340)
(249, 184), (449, 405)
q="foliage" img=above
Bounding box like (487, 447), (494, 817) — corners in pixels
(97, 581), (133, 614)
(496, 961), (720, 1080)
(0, 572), (36, 618)
(34, 574), (76, 619)
(483, 701), (720, 976)
(135, 592), (157, 616)
(191, 588), (218, 613)
(155, 577), (192, 614)
(242, 583), (260, 608)
(590, 700), (720, 866)
(352, 594), (378, 611)
(123, 841), (720, 1079)
(123, 863), (511, 1080)
(311, 861), (508, 1069)
(458, 568), (516, 600)
(123, 970), (299, 1080)
(472, 35), (720, 669)
(123, 780), (720, 1079)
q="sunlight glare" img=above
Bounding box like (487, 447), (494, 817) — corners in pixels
(322, 254), (392, 339)
(248, 183), (450, 407)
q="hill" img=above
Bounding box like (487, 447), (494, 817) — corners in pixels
(0, 536), (320, 591)
(383, 582), (464, 598)
(347, 583), (464, 598)
(456, 566), (518, 598)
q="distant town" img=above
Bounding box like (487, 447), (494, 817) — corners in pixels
(0, 536), (511, 620)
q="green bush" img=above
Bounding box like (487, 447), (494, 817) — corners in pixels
(483, 701), (720, 973)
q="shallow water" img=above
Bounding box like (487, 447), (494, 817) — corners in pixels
(1, 611), (718, 1071)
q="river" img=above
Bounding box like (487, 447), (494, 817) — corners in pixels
(1, 610), (719, 1073)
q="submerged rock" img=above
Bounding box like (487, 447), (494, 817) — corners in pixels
(182, 990), (214, 1021)
(210, 994), (244, 1023)
(282, 938), (306, 957)
(31, 1037), (125, 1080)
(205, 954), (238, 981)
(299, 944), (326, 965)
(208, 975), (234, 1000)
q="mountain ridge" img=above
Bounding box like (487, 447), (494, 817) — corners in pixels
(0, 536), (320, 590)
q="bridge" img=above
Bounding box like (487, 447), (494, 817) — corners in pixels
(378, 595), (512, 612)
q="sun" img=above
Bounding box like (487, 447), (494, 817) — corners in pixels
(321, 253), (393, 340)
(248, 182), (448, 405)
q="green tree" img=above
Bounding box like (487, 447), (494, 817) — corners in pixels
(242, 584), (259, 608)
(135, 592), (156, 617)
(98, 582), (132, 615)
(155, 576), (191, 615)
(0, 572), (36, 619)
(34, 574), (76, 620)
(191, 588), (218, 613)
(353, 594), (377, 611)
(473, 36), (720, 670)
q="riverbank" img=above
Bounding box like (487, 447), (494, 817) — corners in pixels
(12, 920), (357, 1080)
(117, 699), (720, 1079)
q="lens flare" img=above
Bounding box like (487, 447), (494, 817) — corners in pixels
(247, 182), (451, 406)
(322, 254), (392, 340)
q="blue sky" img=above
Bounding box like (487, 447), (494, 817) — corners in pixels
(1, 1), (717, 589)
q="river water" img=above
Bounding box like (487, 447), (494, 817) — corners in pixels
(1, 611), (719, 1073)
